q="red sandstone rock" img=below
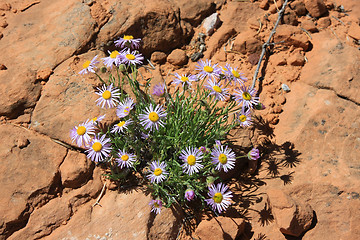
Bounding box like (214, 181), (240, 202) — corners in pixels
(177, 0), (216, 26)
(151, 51), (167, 64)
(304, 0), (327, 18)
(348, 22), (360, 40)
(290, 0), (307, 16)
(167, 49), (188, 66)
(301, 19), (318, 33)
(317, 17), (331, 28)
(204, 27), (236, 59)
(288, 51), (305, 66)
(36, 68), (53, 81)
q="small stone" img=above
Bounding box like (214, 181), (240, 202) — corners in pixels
(190, 52), (203, 62)
(290, 0), (307, 16)
(317, 17), (331, 29)
(36, 68), (53, 81)
(301, 19), (318, 33)
(0, 64), (6, 70)
(167, 49), (188, 66)
(202, 13), (221, 36)
(283, 9), (298, 26)
(0, 19), (8, 28)
(272, 105), (283, 114)
(348, 22), (360, 40)
(304, 0), (327, 18)
(282, 83), (291, 92)
(259, 0), (269, 10)
(270, 53), (287, 66)
(288, 52), (305, 66)
(16, 136), (30, 148)
(150, 51), (167, 64)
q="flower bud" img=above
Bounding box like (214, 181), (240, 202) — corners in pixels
(118, 64), (127, 72)
(185, 189), (195, 201)
(247, 148), (260, 161)
(206, 176), (216, 187)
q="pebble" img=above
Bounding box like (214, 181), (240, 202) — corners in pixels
(202, 13), (221, 36)
(282, 83), (291, 92)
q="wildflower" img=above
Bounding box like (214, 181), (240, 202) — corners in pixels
(111, 119), (133, 134)
(199, 146), (208, 154)
(147, 161), (168, 183)
(116, 97), (135, 118)
(70, 120), (96, 147)
(139, 104), (167, 131)
(205, 79), (229, 101)
(236, 108), (252, 127)
(79, 55), (99, 75)
(206, 176), (216, 187)
(102, 50), (122, 68)
(90, 114), (106, 124)
(152, 83), (166, 97)
(211, 145), (236, 172)
(149, 199), (162, 214)
(118, 49), (144, 66)
(205, 183), (233, 214)
(223, 65), (247, 86)
(172, 73), (196, 87)
(116, 149), (136, 168)
(185, 189), (195, 201)
(114, 35), (141, 49)
(248, 148), (260, 161)
(95, 83), (121, 109)
(195, 59), (221, 80)
(215, 140), (222, 147)
(180, 147), (204, 175)
(141, 132), (150, 140)
(234, 85), (260, 109)
(85, 134), (111, 162)
(255, 102), (266, 110)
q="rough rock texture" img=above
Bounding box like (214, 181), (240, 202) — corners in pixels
(151, 51), (167, 64)
(195, 217), (245, 240)
(0, 124), (67, 239)
(167, 49), (188, 66)
(267, 189), (313, 237)
(304, 0), (327, 18)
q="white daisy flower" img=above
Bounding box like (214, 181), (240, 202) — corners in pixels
(149, 199), (162, 214)
(118, 49), (144, 66)
(114, 35), (141, 49)
(70, 120), (96, 147)
(111, 119), (133, 134)
(116, 97), (135, 118)
(85, 134), (112, 162)
(139, 104), (167, 131)
(116, 149), (136, 169)
(79, 55), (99, 75)
(223, 65), (247, 86)
(234, 85), (260, 109)
(195, 59), (221, 80)
(205, 79), (229, 101)
(236, 108), (252, 127)
(102, 50), (122, 68)
(211, 145), (236, 172)
(179, 147), (204, 175)
(147, 161), (168, 184)
(95, 83), (121, 109)
(90, 114), (106, 124)
(172, 73), (197, 87)
(205, 183), (233, 214)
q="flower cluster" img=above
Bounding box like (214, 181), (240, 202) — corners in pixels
(70, 35), (263, 216)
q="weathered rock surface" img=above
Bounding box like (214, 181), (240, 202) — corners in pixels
(167, 49), (188, 66)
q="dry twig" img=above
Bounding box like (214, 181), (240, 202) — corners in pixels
(93, 182), (107, 207)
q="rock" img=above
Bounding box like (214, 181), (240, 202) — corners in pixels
(0, 19), (8, 28)
(317, 17), (331, 28)
(259, 0), (269, 10)
(281, 83), (291, 92)
(0, 3), (11, 11)
(290, 0), (307, 16)
(60, 151), (93, 189)
(267, 189), (313, 237)
(283, 9), (298, 26)
(348, 22), (360, 40)
(289, 34), (310, 51)
(304, 0), (327, 18)
(0, 124), (67, 238)
(288, 51), (305, 66)
(148, 205), (183, 240)
(167, 49), (188, 66)
(202, 12), (221, 36)
(151, 51), (167, 64)
(0, 32), (3, 40)
(177, 0), (216, 26)
(232, 30), (261, 55)
(195, 216), (245, 240)
(270, 52), (287, 66)
(301, 19), (318, 33)
(204, 27), (236, 59)
(36, 68), (53, 81)
(0, 63), (6, 70)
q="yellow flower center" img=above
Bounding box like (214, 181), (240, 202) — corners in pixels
(91, 117), (97, 122)
(213, 192), (223, 203)
(110, 50), (119, 58)
(102, 90), (111, 99)
(82, 60), (91, 69)
(181, 76), (189, 82)
(149, 112), (159, 122)
(204, 66), (213, 73)
(187, 155), (196, 166)
(92, 142), (103, 152)
(218, 153), (227, 164)
(242, 92), (252, 100)
(232, 70), (240, 78)
(123, 35), (134, 40)
(154, 168), (162, 176)
(239, 115), (247, 122)
(121, 154), (129, 161)
(124, 107), (130, 113)
(76, 126), (86, 135)
(213, 86), (222, 93)
(126, 54), (135, 60)
(153, 202), (159, 208)
(117, 121), (126, 127)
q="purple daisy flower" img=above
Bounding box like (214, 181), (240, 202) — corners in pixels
(236, 108), (252, 127)
(79, 55), (99, 75)
(85, 134), (112, 162)
(116, 97), (135, 118)
(149, 199), (162, 214)
(205, 183), (233, 214)
(205, 79), (229, 101)
(90, 114), (106, 125)
(102, 50), (122, 68)
(70, 120), (96, 147)
(223, 65), (247, 86)
(152, 83), (166, 97)
(139, 104), (167, 131)
(95, 83), (121, 109)
(185, 189), (195, 201)
(211, 145), (236, 172)
(111, 119), (133, 134)
(147, 161), (168, 184)
(118, 49), (144, 66)
(114, 35), (141, 49)
(179, 147), (204, 175)
(116, 149), (136, 169)
(172, 73), (197, 87)
(234, 85), (260, 109)
(195, 59), (221, 80)
(248, 148), (260, 161)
